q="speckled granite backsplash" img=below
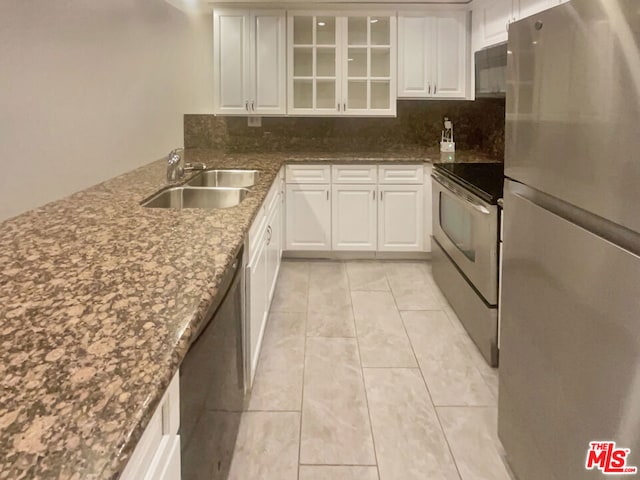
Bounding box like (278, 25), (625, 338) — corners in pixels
(185, 99), (505, 161)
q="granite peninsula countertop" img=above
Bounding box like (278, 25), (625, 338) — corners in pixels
(0, 148), (499, 480)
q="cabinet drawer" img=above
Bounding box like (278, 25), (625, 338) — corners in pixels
(378, 165), (424, 184)
(286, 164), (330, 184)
(331, 165), (377, 184)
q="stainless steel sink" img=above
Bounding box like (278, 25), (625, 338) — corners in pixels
(142, 186), (249, 209)
(186, 169), (259, 188)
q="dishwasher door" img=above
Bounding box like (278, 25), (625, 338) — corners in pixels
(180, 250), (245, 480)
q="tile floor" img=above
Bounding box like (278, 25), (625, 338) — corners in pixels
(230, 260), (514, 480)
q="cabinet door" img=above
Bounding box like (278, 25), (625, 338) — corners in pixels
(423, 164), (433, 253)
(214, 10), (251, 115)
(514, 0), (555, 20)
(397, 15), (433, 98)
(432, 12), (468, 99)
(247, 235), (268, 383)
(479, 0), (513, 47)
(332, 185), (377, 251)
(288, 14), (342, 115)
(285, 184), (331, 250)
(343, 14), (396, 116)
(265, 194), (282, 302)
(251, 11), (287, 115)
(143, 436), (181, 480)
(378, 185), (424, 252)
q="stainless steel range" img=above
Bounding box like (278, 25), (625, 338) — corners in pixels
(431, 162), (504, 367)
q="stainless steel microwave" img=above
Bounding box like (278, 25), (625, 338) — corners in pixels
(475, 42), (507, 98)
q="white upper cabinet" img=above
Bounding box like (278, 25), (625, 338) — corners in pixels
(433, 13), (468, 98)
(473, 0), (512, 50)
(214, 9), (286, 115)
(472, 0), (563, 51)
(398, 12), (468, 99)
(288, 13), (396, 116)
(514, 0), (558, 21)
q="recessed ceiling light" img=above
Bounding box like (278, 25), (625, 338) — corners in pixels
(318, 21), (326, 27)
(348, 58), (354, 62)
(370, 19), (379, 24)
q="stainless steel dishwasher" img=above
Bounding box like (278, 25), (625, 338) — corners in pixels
(179, 248), (245, 480)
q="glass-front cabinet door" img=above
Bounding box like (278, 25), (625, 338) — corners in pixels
(344, 15), (396, 115)
(289, 14), (341, 115)
(288, 12), (396, 116)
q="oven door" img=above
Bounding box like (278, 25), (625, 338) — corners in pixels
(432, 171), (499, 305)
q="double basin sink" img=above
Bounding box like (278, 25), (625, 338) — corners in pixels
(142, 170), (259, 209)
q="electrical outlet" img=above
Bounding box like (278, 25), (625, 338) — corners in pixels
(248, 117), (262, 127)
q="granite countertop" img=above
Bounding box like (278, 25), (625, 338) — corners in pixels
(0, 148), (498, 480)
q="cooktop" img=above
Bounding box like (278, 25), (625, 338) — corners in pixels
(433, 162), (504, 204)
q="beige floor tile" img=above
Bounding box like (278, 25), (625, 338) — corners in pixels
(384, 262), (441, 310)
(402, 311), (495, 406)
(300, 337), (376, 465)
(351, 291), (417, 368)
(270, 261), (309, 313)
(307, 262), (356, 337)
(426, 273), (451, 307)
(248, 312), (306, 411)
(228, 411), (300, 480)
(455, 333), (500, 402)
(299, 466), (379, 480)
(363, 368), (460, 480)
(346, 261), (390, 291)
(437, 407), (513, 480)
(443, 305), (468, 335)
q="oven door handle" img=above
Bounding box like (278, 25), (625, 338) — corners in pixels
(432, 172), (492, 215)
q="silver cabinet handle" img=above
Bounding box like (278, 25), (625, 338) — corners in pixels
(251, 101), (255, 112)
(326, 190), (329, 200)
(337, 103), (340, 112)
(428, 84), (431, 95)
(380, 191), (383, 201)
(434, 84), (437, 94)
(245, 100), (249, 112)
(266, 226), (272, 245)
(343, 102), (346, 111)
(373, 190), (375, 200)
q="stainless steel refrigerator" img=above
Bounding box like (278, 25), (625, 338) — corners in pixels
(499, 1), (640, 479)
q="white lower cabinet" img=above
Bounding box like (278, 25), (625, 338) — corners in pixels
(285, 164), (427, 254)
(247, 232), (268, 383)
(266, 194), (282, 300)
(246, 169), (284, 385)
(332, 185), (377, 251)
(378, 185), (424, 252)
(285, 184), (331, 250)
(120, 373), (181, 480)
(144, 436), (181, 480)
(423, 164), (433, 253)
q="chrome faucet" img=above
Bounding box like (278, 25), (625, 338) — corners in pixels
(166, 148), (206, 184)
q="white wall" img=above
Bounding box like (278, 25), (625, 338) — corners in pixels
(0, 0), (214, 221)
